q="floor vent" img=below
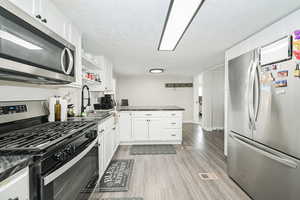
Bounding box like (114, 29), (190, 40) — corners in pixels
(199, 173), (218, 180)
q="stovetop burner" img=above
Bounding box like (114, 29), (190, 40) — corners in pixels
(0, 121), (94, 152)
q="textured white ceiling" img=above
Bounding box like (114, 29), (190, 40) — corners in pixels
(52, 0), (300, 76)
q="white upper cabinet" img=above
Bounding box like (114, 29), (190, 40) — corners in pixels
(9, 0), (36, 16)
(40, 0), (66, 38)
(9, 0), (74, 44)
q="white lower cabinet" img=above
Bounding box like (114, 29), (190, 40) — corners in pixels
(0, 167), (30, 200)
(119, 111), (183, 144)
(148, 118), (164, 141)
(163, 129), (182, 141)
(132, 118), (149, 141)
(98, 116), (120, 178)
(98, 136), (104, 177)
(119, 112), (132, 142)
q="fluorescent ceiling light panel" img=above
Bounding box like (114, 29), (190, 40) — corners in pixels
(0, 30), (42, 50)
(158, 0), (204, 51)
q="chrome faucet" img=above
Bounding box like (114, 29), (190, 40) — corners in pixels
(81, 85), (91, 114)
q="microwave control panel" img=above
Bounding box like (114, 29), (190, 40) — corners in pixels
(0, 105), (27, 115)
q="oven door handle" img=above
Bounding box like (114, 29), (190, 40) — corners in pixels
(43, 138), (98, 186)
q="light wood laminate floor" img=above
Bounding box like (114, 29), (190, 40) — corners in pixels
(89, 123), (250, 200)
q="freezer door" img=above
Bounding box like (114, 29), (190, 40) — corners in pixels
(228, 132), (300, 200)
(253, 60), (300, 159)
(228, 51), (254, 139)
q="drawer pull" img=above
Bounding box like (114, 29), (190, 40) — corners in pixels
(171, 122), (177, 125)
(171, 113), (176, 116)
(171, 134), (176, 136)
(145, 114), (152, 116)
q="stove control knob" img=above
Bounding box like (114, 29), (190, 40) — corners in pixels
(53, 152), (65, 161)
(65, 145), (76, 155)
(85, 130), (97, 139)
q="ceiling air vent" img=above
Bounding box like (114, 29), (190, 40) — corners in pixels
(165, 83), (193, 88)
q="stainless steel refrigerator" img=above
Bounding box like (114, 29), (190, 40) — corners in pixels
(227, 46), (300, 200)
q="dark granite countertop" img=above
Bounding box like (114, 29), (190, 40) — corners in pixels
(118, 106), (185, 111)
(0, 155), (33, 182)
(68, 112), (113, 122)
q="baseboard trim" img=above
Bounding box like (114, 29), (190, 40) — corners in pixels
(203, 127), (224, 131)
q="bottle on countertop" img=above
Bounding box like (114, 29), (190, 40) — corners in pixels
(55, 99), (61, 121)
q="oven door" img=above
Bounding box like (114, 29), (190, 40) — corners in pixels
(0, 2), (75, 84)
(41, 139), (99, 200)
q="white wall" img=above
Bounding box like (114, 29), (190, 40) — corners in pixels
(117, 75), (193, 122)
(224, 8), (300, 156)
(0, 81), (82, 114)
(201, 66), (225, 131)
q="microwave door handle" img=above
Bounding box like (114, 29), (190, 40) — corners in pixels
(230, 134), (298, 169)
(60, 48), (68, 74)
(65, 48), (74, 75)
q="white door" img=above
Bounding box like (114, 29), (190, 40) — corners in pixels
(115, 120), (120, 146)
(111, 126), (117, 153)
(103, 130), (111, 168)
(132, 118), (149, 141)
(0, 167), (30, 200)
(148, 118), (164, 141)
(119, 112), (132, 142)
(98, 137), (104, 177)
(39, 0), (66, 37)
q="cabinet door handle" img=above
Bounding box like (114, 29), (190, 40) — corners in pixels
(35, 14), (42, 19)
(99, 129), (105, 133)
(41, 18), (47, 23)
(112, 127), (116, 130)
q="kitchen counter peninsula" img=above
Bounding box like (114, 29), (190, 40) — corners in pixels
(118, 106), (184, 145)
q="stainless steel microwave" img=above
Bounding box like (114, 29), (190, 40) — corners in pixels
(0, 1), (76, 85)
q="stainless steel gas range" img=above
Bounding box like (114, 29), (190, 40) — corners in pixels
(0, 101), (99, 200)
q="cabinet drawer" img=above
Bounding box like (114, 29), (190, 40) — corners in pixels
(98, 116), (114, 134)
(164, 129), (182, 140)
(162, 111), (182, 118)
(164, 119), (182, 129)
(132, 111), (162, 118)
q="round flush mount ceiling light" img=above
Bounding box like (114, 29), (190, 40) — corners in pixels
(149, 68), (164, 74)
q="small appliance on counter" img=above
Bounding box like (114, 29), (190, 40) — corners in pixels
(98, 94), (116, 110)
(48, 96), (67, 122)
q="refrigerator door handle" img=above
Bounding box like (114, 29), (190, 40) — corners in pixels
(253, 52), (261, 123)
(247, 58), (255, 129)
(230, 133), (298, 169)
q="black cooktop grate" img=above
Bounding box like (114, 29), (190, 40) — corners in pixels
(0, 121), (94, 152)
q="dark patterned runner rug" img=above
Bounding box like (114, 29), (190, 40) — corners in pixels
(130, 145), (176, 155)
(81, 159), (134, 193)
